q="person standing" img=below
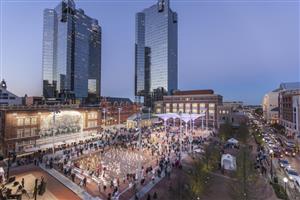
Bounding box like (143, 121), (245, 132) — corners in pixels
(21, 178), (25, 188)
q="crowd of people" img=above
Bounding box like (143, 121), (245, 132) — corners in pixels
(0, 122), (211, 200)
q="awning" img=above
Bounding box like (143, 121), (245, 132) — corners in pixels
(24, 147), (39, 153)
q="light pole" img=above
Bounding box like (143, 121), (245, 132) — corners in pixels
(283, 177), (288, 193)
(118, 107), (121, 134)
(179, 111), (182, 160)
(52, 108), (60, 155)
(201, 115), (204, 130)
(206, 108), (208, 131)
(137, 108), (142, 184)
(148, 107), (151, 127)
(102, 108), (106, 130)
(269, 149), (274, 179)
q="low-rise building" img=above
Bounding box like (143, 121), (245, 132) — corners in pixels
(262, 91), (279, 124)
(0, 80), (22, 106)
(0, 98), (140, 156)
(279, 89), (300, 137)
(154, 90), (222, 128)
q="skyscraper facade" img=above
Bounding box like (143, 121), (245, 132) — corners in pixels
(135, 0), (178, 107)
(42, 0), (101, 99)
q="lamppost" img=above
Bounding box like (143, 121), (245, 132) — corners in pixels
(137, 108), (142, 184)
(148, 107), (151, 127)
(269, 149), (274, 179)
(52, 108), (60, 155)
(102, 108), (106, 130)
(283, 177), (288, 193)
(179, 111), (182, 160)
(201, 115), (204, 130)
(118, 107), (121, 134)
(206, 108), (208, 131)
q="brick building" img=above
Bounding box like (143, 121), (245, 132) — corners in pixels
(154, 90), (223, 128)
(0, 98), (139, 155)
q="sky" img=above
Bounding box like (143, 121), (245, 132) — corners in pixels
(1, 0), (299, 105)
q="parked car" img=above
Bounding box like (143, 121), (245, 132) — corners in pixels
(278, 159), (290, 168)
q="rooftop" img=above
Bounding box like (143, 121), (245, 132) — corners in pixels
(172, 90), (214, 96)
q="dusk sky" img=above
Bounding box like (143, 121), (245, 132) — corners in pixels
(1, 0), (299, 104)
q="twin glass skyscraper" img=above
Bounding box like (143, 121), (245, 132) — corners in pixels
(42, 0), (101, 99)
(135, 0), (178, 107)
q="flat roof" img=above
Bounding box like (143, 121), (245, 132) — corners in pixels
(172, 90), (214, 96)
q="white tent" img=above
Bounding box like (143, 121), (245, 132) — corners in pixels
(227, 138), (239, 145)
(0, 167), (5, 182)
(221, 154), (236, 171)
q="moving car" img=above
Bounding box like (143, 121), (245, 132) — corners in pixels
(285, 167), (300, 181)
(278, 159), (290, 168)
(285, 147), (296, 157)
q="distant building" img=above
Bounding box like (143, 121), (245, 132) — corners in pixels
(135, 0), (178, 107)
(0, 80), (22, 106)
(42, 0), (101, 100)
(262, 82), (300, 125)
(223, 101), (243, 111)
(262, 91), (279, 124)
(154, 90), (222, 128)
(279, 89), (300, 137)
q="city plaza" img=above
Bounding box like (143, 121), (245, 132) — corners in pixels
(1, 111), (214, 200)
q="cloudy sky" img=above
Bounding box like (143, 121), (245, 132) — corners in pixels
(1, 0), (299, 104)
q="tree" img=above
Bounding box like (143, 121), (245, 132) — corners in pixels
(230, 146), (260, 200)
(219, 120), (234, 142)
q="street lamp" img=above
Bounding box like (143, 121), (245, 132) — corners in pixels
(137, 108), (143, 184)
(179, 111), (182, 160)
(51, 108), (60, 155)
(118, 107), (122, 134)
(148, 107), (151, 127)
(269, 149), (274, 179)
(283, 177), (288, 192)
(102, 108), (106, 130)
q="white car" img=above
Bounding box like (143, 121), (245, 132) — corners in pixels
(294, 179), (300, 192)
(285, 167), (300, 181)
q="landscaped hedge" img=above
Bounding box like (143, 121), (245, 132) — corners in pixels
(271, 182), (289, 200)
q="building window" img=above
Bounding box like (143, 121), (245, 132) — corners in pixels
(185, 103), (191, 113)
(31, 128), (37, 136)
(17, 129), (23, 138)
(192, 109), (198, 114)
(172, 103), (177, 109)
(156, 108), (161, 114)
(209, 103), (215, 108)
(179, 103), (184, 108)
(200, 103), (205, 108)
(166, 108), (170, 113)
(17, 118), (24, 126)
(24, 118), (30, 126)
(88, 121), (97, 128)
(31, 117), (37, 125)
(24, 128), (31, 137)
(209, 110), (215, 115)
(166, 103), (170, 108)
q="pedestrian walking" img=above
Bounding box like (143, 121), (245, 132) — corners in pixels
(21, 178), (25, 188)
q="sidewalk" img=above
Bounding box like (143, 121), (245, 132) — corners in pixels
(39, 164), (101, 200)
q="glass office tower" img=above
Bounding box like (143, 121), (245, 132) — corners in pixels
(42, 0), (101, 99)
(135, 0), (178, 107)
